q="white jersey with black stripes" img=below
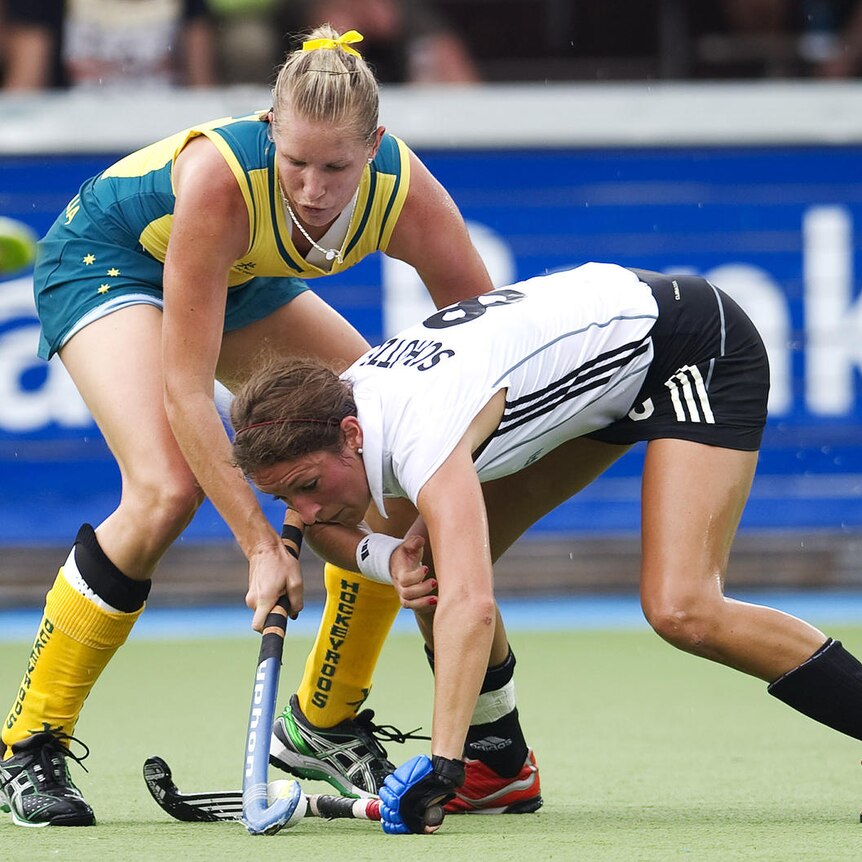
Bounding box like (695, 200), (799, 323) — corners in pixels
(345, 262), (659, 518)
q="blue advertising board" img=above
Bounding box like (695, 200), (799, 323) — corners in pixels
(1, 144), (861, 543)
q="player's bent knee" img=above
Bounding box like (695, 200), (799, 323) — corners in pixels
(124, 476), (205, 534)
(642, 597), (720, 655)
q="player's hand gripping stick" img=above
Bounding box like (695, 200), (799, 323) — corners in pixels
(379, 754), (464, 834)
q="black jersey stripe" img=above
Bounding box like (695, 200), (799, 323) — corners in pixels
(495, 340), (651, 434)
(490, 375), (615, 439)
(503, 337), (651, 412)
(480, 363), (653, 467)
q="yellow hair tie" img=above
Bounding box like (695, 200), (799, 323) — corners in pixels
(302, 30), (364, 58)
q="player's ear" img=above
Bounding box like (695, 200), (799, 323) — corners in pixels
(368, 126), (385, 161)
(341, 415), (363, 454)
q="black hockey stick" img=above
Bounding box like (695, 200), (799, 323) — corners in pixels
(143, 756), (382, 823)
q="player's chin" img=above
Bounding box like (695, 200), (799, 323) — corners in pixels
(319, 508), (363, 527)
(296, 204), (334, 225)
(340, 508), (365, 527)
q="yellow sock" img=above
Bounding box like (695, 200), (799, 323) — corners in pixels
(296, 563), (401, 727)
(2, 571), (142, 752)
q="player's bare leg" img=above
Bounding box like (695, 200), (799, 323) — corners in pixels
(216, 291), (370, 389)
(640, 438), (862, 739)
(1, 306), (202, 826)
(64, 307), (205, 576)
(639, 439), (825, 675)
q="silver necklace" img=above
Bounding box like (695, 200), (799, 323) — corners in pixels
(279, 183), (358, 264)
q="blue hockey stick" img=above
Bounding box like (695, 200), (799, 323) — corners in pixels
(241, 595), (301, 835)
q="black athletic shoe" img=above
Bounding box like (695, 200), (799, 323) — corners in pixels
(270, 694), (426, 797)
(0, 724), (95, 827)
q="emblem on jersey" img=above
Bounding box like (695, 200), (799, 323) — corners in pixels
(64, 195), (81, 226)
(235, 261), (257, 275)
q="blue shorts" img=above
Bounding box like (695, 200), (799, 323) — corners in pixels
(34, 219), (308, 360)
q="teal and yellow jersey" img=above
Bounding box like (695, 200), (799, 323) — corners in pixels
(73, 114), (410, 285)
(34, 114), (412, 358)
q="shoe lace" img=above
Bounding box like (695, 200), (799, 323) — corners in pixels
(354, 710), (431, 747)
(30, 722), (91, 776)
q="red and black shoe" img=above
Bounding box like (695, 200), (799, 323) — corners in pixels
(445, 749), (542, 815)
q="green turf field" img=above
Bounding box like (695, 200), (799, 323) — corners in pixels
(2, 624), (861, 861)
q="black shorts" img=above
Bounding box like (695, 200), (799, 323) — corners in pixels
(587, 269), (769, 452)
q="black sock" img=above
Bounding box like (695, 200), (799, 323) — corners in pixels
(464, 706), (529, 778)
(768, 639), (862, 740)
(73, 523), (151, 613)
(425, 644), (529, 777)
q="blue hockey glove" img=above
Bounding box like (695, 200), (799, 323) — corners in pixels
(379, 754), (465, 835)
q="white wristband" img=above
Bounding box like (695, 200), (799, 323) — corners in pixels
(355, 533), (402, 584)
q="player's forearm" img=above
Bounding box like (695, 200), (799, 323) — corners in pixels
(417, 447), (496, 758)
(430, 592), (495, 760)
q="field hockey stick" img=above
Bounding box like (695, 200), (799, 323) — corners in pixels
(241, 594), (299, 834)
(143, 756), (382, 823)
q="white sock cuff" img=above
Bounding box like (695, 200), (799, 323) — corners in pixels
(62, 547), (123, 614)
(471, 679), (517, 725)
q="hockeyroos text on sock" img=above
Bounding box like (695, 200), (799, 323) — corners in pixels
(311, 580), (359, 710)
(5, 619), (54, 731)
